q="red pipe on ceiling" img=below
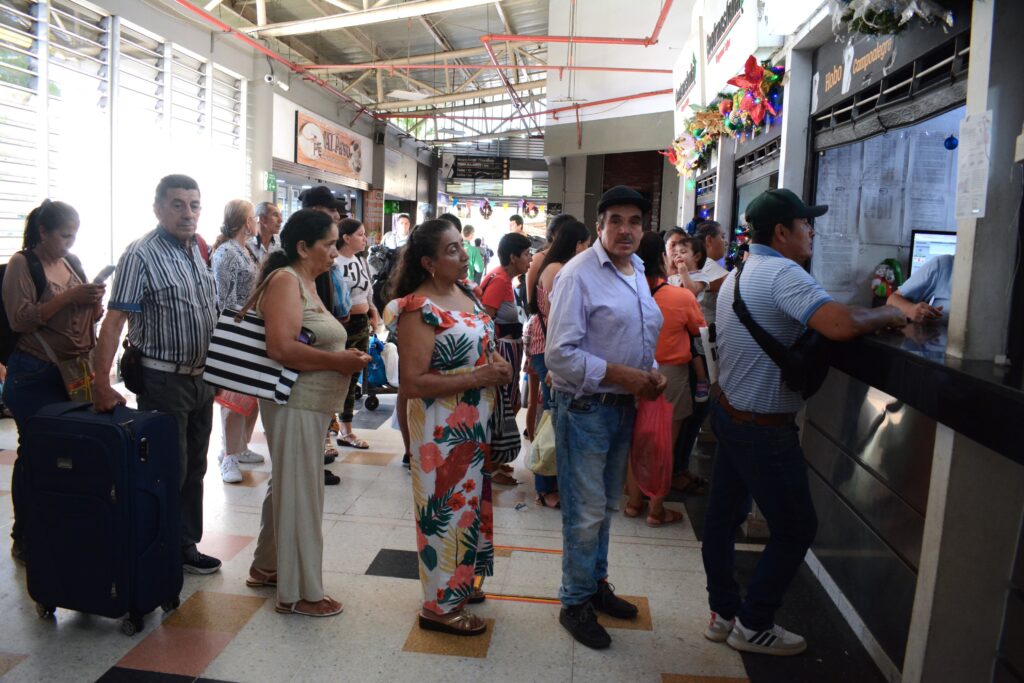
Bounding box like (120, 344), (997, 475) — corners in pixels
(170, 0), (378, 120)
(479, 0), (675, 49)
(304, 63), (672, 74)
(377, 88), (673, 121)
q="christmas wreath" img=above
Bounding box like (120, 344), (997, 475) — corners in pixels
(479, 199), (493, 220)
(523, 202), (539, 220)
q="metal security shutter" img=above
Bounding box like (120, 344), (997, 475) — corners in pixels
(0, 0), (40, 258)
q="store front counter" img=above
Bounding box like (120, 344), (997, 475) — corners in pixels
(801, 325), (1024, 673)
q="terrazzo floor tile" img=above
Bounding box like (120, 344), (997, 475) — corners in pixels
(161, 591), (265, 633)
(595, 595), (653, 631)
(341, 450), (397, 466)
(661, 675), (750, 683)
(232, 470), (269, 488)
(117, 626), (235, 677)
(0, 652), (27, 676)
(401, 616), (496, 658)
(196, 533), (257, 565)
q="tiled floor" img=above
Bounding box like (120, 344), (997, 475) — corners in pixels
(0, 392), (880, 683)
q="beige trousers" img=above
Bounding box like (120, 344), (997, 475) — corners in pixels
(252, 400), (331, 604)
(221, 404), (259, 455)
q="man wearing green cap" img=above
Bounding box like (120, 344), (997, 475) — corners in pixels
(701, 188), (905, 656)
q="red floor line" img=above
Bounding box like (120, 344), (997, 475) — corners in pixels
(485, 593), (560, 605)
(493, 545), (563, 555)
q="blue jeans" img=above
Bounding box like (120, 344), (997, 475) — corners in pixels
(531, 353), (557, 495)
(2, 350), (69, 545)
(701, 401), (818, 630)
(553, 390), (635, 607)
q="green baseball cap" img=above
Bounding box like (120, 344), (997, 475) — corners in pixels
(745, 188), (828, 226)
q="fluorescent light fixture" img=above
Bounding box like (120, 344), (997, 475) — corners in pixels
(387, 89), (429, 101)
(275, 79), (290, 92)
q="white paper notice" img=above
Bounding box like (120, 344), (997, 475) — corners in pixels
(812, 234), (859, 291)
(859, 184), (903, 244)
(908, 131), (952, 187)
(862, 131), (908, 187)
(955, 111), (992, 219)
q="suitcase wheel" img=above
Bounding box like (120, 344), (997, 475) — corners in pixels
(35, 603), (55, 620)
(162, 596), (181, 612)
(121, 614), (144, 636)
(364, 395), (379, 411)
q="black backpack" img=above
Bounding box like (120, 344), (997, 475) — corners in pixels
(0, 250), (88, 364)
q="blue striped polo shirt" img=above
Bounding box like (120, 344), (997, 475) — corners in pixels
(716, 244), (833, 413)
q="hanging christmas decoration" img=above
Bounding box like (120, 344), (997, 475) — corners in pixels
(830, 0), (953, 37)
(523, 201), (539, 220)
(479, 198), (493, 220)
(663, 55), (785, 179)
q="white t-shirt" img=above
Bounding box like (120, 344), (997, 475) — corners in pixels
(699, 258), (728, 326)
(335, 253), (372, 308)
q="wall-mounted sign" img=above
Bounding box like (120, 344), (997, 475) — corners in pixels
(261, 171), (277, 192)
(673, 30), (704, 136)
(703, 0), (782, 94)
(811, 2), (969, 114)
(452, 156), (510, 180)
(294, 111), (365, 180)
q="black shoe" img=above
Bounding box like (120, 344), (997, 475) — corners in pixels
(560, 602), (611, 649)
(402, 453), (411, 469)
(591, 580), (638, 619)
(183, 552), (222, 575)
(325, 469), (341, 485)
(324, 453), (337, 465)
(11, 539), (26, 566)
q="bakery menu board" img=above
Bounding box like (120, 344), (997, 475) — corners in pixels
(811, 110), (961, 294)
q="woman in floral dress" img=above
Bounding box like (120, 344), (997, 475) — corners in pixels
(389, 218), (513, 636)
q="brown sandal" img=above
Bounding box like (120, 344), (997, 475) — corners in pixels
(418, 608), (487, 636)
(246, 567), (277, 588)
(490, 471), (519, 486)
(646, 508), (685, 528)
(275, 597), (343, 617)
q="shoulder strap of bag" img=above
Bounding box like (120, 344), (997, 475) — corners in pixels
(731, 264), (792, 370)
(651, 282), (668, 296)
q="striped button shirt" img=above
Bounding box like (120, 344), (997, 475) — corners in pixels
(716, 244), (832, 413)
(109, 227), (219, 368)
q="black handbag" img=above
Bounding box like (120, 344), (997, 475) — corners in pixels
(119, 339), (145, 395)
(731, 264), (831, 399)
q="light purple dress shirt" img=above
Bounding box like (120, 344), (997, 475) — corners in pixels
(545, 240), (664, 397)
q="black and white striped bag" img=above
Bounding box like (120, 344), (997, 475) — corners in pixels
(203, 308), (299, 404)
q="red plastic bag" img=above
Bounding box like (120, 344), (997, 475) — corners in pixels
(630, 396), (673, 498)
(214, 390), (258, 417)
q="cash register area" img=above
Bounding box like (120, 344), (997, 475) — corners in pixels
(0, 390), (886, 683)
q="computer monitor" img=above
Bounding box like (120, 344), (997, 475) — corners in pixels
(909, 230), (956, 277)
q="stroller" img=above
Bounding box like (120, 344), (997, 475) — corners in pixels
(359, 333), (397, 411)
(368, 244), (398, 313)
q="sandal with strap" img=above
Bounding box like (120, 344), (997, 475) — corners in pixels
(246, 567), (277, 588)
(418, 608), (487, 636)
(337, 432), (370, 450)
(536, 492), (561, 509)
(646, 508), (685, 528)
(490, 471), (519, 486)
(324, 434), (339, 459)
(275, 596), (344, 618)
(623, 501), (645, 518)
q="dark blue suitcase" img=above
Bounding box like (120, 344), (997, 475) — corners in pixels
(22, 402), (183, 635)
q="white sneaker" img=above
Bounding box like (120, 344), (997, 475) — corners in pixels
(220, 454), (243, 484)
(704, 611), (735, 642)
(726, 619), (807, 656)
(237, 448), (265, 464)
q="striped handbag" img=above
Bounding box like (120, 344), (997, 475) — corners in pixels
(203, 276), (299, 404)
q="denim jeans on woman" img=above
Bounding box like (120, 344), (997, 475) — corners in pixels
(553, 389), (635, 607)
(530, 353), (557, 495)
(701, 401), (818, 630)
(2, 350), (69, 546)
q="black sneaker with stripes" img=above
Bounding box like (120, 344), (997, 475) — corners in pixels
(726, 620), (807, 655)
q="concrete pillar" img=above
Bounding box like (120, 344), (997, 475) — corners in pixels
(946, 0), (1024, 362)
(547, 158), (566, 211)
(680, 177), (696, 226)
(778, 48), (814, 195)
(660, 156), (680, 231)
(564, 155), (588, 223)
(714, 142), (736, 231)
(584, 154), (605, 230)
(248, 72), (274, 204)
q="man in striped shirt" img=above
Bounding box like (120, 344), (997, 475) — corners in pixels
(93, 174), (222, 576)
(702, 189), (904, 655)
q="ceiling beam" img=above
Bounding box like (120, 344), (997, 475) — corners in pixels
(375, 78), (545, 109)
(304, 45), (497, 69)
(203, 0), (225, 9)
(418, 16), (475, 87)
(255, 0), (267, 25)
(243, 0), (495, 39)
(383, 92), (545, 115)
(338, 24), (444, 95)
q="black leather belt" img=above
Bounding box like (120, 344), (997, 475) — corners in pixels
(586, 393), (635, 408)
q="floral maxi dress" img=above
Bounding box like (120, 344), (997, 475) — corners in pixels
(392, 295), (496, 615)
